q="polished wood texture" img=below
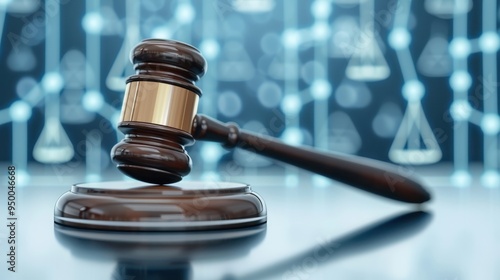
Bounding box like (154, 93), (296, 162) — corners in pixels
(112, 39), (206, 183)
(127, 38), (206, 95)
(112, 121), (194, 184)
(112, 39), (431, 204)
(192, 115), (430, 204)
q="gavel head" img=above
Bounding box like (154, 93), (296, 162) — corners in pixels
(111, 39), (207, 184)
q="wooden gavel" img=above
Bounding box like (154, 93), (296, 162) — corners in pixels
(111, 39), (431, 204)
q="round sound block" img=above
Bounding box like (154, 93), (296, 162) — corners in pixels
(54, 181), (267, 231)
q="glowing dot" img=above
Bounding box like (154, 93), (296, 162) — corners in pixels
(281, 127), (303, 146)
(481, 114), (500, 135)
(449, 37), (470, 58)
(201, 143), (223, 163)
(388, 28), (411, 50)
(402, 80), (424, 101)
(200, 39), (220, 59)
(42, 72), (64, 94)
(218, 91), (242, 117)
(82, 12), (103, 34)
(151, 26), (171, 39)
(312, 22), (330, 40)
(9, 101), (32, 122)
(82, 91), (104, 112)
(481, 171), (500, 188)
(311, 79), (331, 100)
(451, 170), (471, 187)
(311, 0), (331, 19)
(450, 100), (472, 121)
(449, 71), (472, 91)
(282, 29), (301, 49)
(281, 94), (302, 115)
(175, 3), (195, 23)
(257, 81), (283, 108)
(479, 32), (500, 53)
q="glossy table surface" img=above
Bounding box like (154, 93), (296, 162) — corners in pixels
(1, 165), (499, 280)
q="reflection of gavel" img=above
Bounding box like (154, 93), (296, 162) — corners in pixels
(111, 39), (430, 204)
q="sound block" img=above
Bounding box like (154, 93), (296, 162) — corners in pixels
(54, 181), (267, 231)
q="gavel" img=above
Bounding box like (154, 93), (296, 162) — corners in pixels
(111, 38), (430, 204)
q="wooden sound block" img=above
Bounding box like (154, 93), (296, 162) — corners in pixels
(54, 181), (267, 231)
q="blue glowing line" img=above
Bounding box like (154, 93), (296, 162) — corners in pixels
(45, 2), (60, 73)
(85, 1), (131, 149)
(312, 5), (330, 150)
(86, 0), (100, 90)
(32, 1), (75, 164)
(283, 0), (300, 185)
(468, 109), (484, 126)
(393, 0), (411, 27)
(200, 1), (218, 117)
(44, 2), (61, 136)
(43, 1), (61, 121)
(391, 8), (414, 84)
(83, 0), (109, 180)
(467, 38), (481, 54)
(483, 0), (496, 30)
(106, 0), (140, 91)
(283, 0), (300, 126)
(200, 1), (220, 175)
(200, 1), (219, 116)
(482, 0), (497, 115)
(395, 48), (418, 81)
(22, 83), (44, 106)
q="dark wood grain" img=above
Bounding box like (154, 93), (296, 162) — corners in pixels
(111, 38), (431, 204)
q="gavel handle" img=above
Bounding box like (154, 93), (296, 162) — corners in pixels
(192, 114), (431, 204)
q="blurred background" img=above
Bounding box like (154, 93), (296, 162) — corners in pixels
(0, 0), (497, 187)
